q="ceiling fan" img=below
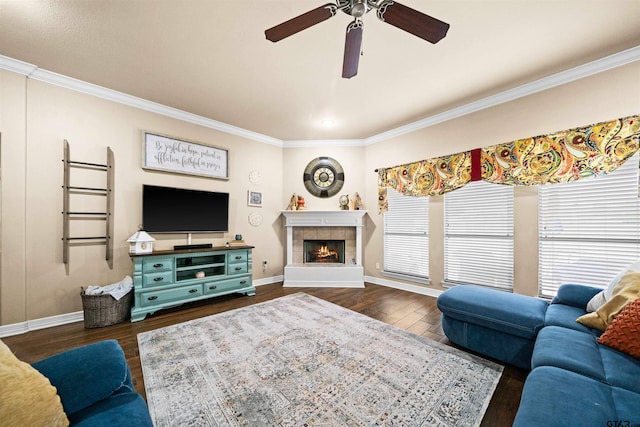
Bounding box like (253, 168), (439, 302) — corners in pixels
(265, 0), (450, 79)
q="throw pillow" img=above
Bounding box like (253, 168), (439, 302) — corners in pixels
(586, 290), (606, 312)
(586, 260), (640, 312)
(598, 298), (640, 359)
(577, 270), (640, 331)
(0, 340), (69, 427)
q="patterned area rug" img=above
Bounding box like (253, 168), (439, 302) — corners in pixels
(138, 293), (503, 426)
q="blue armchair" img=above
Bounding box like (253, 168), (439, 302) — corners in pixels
(32, 340), (152, 427)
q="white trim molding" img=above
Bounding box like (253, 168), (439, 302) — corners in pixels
(1, 46), (638, 148)
(365, 275), (443, 298)
(0, 275), (285, 337)
(0, 311), (84, 338)
(284, 139), (367, 148)
(0, 55), (283, 147)
(253, 275), (284, 287)
(364, 45), (640, 145)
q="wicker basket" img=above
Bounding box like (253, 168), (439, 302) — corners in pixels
(81, 289), (133, 328)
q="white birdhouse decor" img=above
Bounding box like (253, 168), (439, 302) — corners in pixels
(127, 231), (155, 254)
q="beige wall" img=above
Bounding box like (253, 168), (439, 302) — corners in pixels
(1, 73), (284, 324)
(0, 70), (28, 324)
(363, 62), (640, 296)
(1, 61), (639, 325)
(281, 145), (367, 211)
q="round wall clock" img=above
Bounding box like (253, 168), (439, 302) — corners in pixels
(303, 157), (345, 198)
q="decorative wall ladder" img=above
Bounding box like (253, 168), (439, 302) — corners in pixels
(62, 140), (114, 268)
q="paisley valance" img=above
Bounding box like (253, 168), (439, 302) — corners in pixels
(378, 115), (640, 213)
(377, 152), (471, 213)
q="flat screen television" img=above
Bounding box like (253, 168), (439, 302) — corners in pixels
(142, 185), (229, 233)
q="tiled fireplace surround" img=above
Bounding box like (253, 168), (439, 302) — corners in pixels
(282, 210), (366, 288)
(293, 227), (356, 264)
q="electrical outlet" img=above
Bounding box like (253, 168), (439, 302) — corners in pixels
(262, 260), (267, 272)
(375, 262), (380, 270)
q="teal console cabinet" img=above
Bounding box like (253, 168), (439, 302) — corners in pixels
(130, 246), (255, 322)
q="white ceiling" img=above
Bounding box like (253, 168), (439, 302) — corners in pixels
(1, 0), (639, 142)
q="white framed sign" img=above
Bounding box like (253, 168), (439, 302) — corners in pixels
(142, 132), (229, 180)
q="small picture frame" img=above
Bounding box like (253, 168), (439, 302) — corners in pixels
(248, 191), (263, 207)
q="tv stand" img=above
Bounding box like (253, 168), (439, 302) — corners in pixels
(173, 243), (213, 250)
(129, 245), (255, 322)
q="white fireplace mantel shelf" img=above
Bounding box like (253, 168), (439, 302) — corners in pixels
(281, 210), (367, 288)
(281, 210), (367, 227)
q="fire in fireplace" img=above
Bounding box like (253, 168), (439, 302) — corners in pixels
(304, 240), (345, 264)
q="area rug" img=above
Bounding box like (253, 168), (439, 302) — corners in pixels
(138, 293), (503, 426)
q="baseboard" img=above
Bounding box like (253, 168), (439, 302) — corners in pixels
(284, 280), (365, 288)
(253, 275), (284, 287)
(0, 311), (84, 338)
(0, 275), (436, 338)
(365, 275), (443, 298)
(0, 276), (285, 338)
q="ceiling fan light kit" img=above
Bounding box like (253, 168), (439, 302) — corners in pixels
(265, 1), (450, 79)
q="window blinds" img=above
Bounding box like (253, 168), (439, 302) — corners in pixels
(383, 188), (429, 282)
(444, 181), (514, 290)
(538, 154), (640, 298)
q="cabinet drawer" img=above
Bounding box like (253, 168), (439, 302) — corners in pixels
(228, 263), (248, 275)
(204, 276), (251, 295)
(140, 285), (203, 307)
(143, 271), (174, 287)
(142, 258), (173, 272)
(227, 251), (248, 264)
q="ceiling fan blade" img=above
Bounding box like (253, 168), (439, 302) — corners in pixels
(265, 3), (338, 42)
(342, 20), (363, 79)
(377, 1), (449, 44)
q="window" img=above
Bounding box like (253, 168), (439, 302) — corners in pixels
(383, 188), (429, 283)
(538, 154), (640, 298)
(444, 181), (514, 290)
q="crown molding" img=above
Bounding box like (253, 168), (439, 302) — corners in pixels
(0, 55), (37, 75)
(283, 139), (367, 148)
(0, 55), (283, 147)
(2, 45), (638, 148)
(364, 45), (640, 145)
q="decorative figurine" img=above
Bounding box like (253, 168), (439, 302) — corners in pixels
(339, 194), (349, 210)
(297, 195), (306, 210)
(127, 229), (155, 254)
(353, 192), (364, 210)
(286, 193), (298, 210)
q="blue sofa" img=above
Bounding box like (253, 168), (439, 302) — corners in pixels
(32, 340), (153, 427)
(437, 284), (640, 426)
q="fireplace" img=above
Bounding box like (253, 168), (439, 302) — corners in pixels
(282, 210), (366, 288)
(304, 240), (345, 264)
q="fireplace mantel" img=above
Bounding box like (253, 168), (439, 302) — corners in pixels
(282, 210), (367, 288)
(281, 210), (366, 227)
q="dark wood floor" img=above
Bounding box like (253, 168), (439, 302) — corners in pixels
(2, 283), (526, 426)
